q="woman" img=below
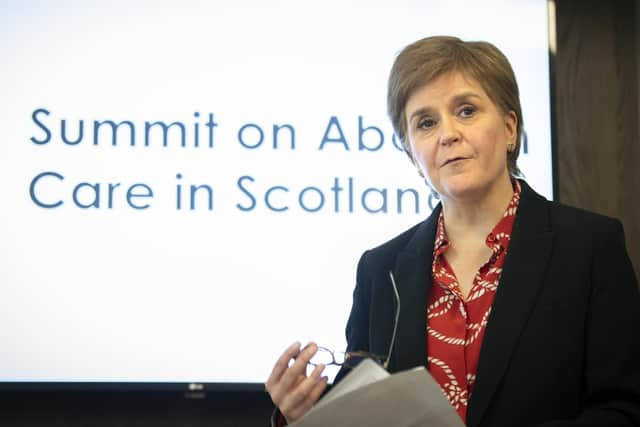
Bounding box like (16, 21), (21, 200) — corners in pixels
(265, 36), (640, 426)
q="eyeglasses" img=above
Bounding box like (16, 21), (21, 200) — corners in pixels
(308, 347), (388, 369)
(307, 270), (400, 371)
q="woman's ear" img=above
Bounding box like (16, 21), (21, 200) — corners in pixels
(504, 110), (518, 145)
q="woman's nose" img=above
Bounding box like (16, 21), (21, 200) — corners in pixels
(438, 116), (460, 146)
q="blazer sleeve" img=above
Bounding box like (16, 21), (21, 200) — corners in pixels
(534, 219), (640, 426)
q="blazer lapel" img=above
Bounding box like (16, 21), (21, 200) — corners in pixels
(390, 204), (441, 372)
(467, 181), (555, 427)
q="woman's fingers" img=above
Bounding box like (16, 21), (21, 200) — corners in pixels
(300, 371), (329, 411)
(307, 375), (329, 405)
(265, 342), (317, 402)
(280, 364), (327, 422)
(276, 343), (318, 394)
(280, 363), (324, 408)
(265, 342), (327, 423)
(297, 375), (329, 416)
(265, 341), (301, 391)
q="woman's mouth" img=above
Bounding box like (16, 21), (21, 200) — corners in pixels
(442, 157), (468, 167)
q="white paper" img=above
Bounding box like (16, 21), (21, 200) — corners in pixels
(292, 364), (464, 427)
(312, 359), (388, 410)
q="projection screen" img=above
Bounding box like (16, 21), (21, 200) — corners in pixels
(0, 0), (553, 388)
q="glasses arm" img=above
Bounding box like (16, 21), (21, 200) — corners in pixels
(385, 270), (401, 370)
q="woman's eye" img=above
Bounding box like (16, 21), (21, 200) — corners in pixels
(418, 118), (436, 129)
(459, 106), (476, 118)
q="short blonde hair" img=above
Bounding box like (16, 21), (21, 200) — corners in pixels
(387, 36), (523, 177)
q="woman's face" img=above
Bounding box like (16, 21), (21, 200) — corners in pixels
(404, 71), (517, 202)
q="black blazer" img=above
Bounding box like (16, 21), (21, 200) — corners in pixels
(340, 181), (640, 427)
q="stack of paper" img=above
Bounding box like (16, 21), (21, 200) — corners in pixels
(290, 359), (464, 427)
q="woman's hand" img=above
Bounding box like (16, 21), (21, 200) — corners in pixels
(265, 342), (328, 423)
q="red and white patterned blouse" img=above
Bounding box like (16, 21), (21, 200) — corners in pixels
(427, 180), (521, 423)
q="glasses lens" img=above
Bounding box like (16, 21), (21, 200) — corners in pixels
(309, 347), (334, 366)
